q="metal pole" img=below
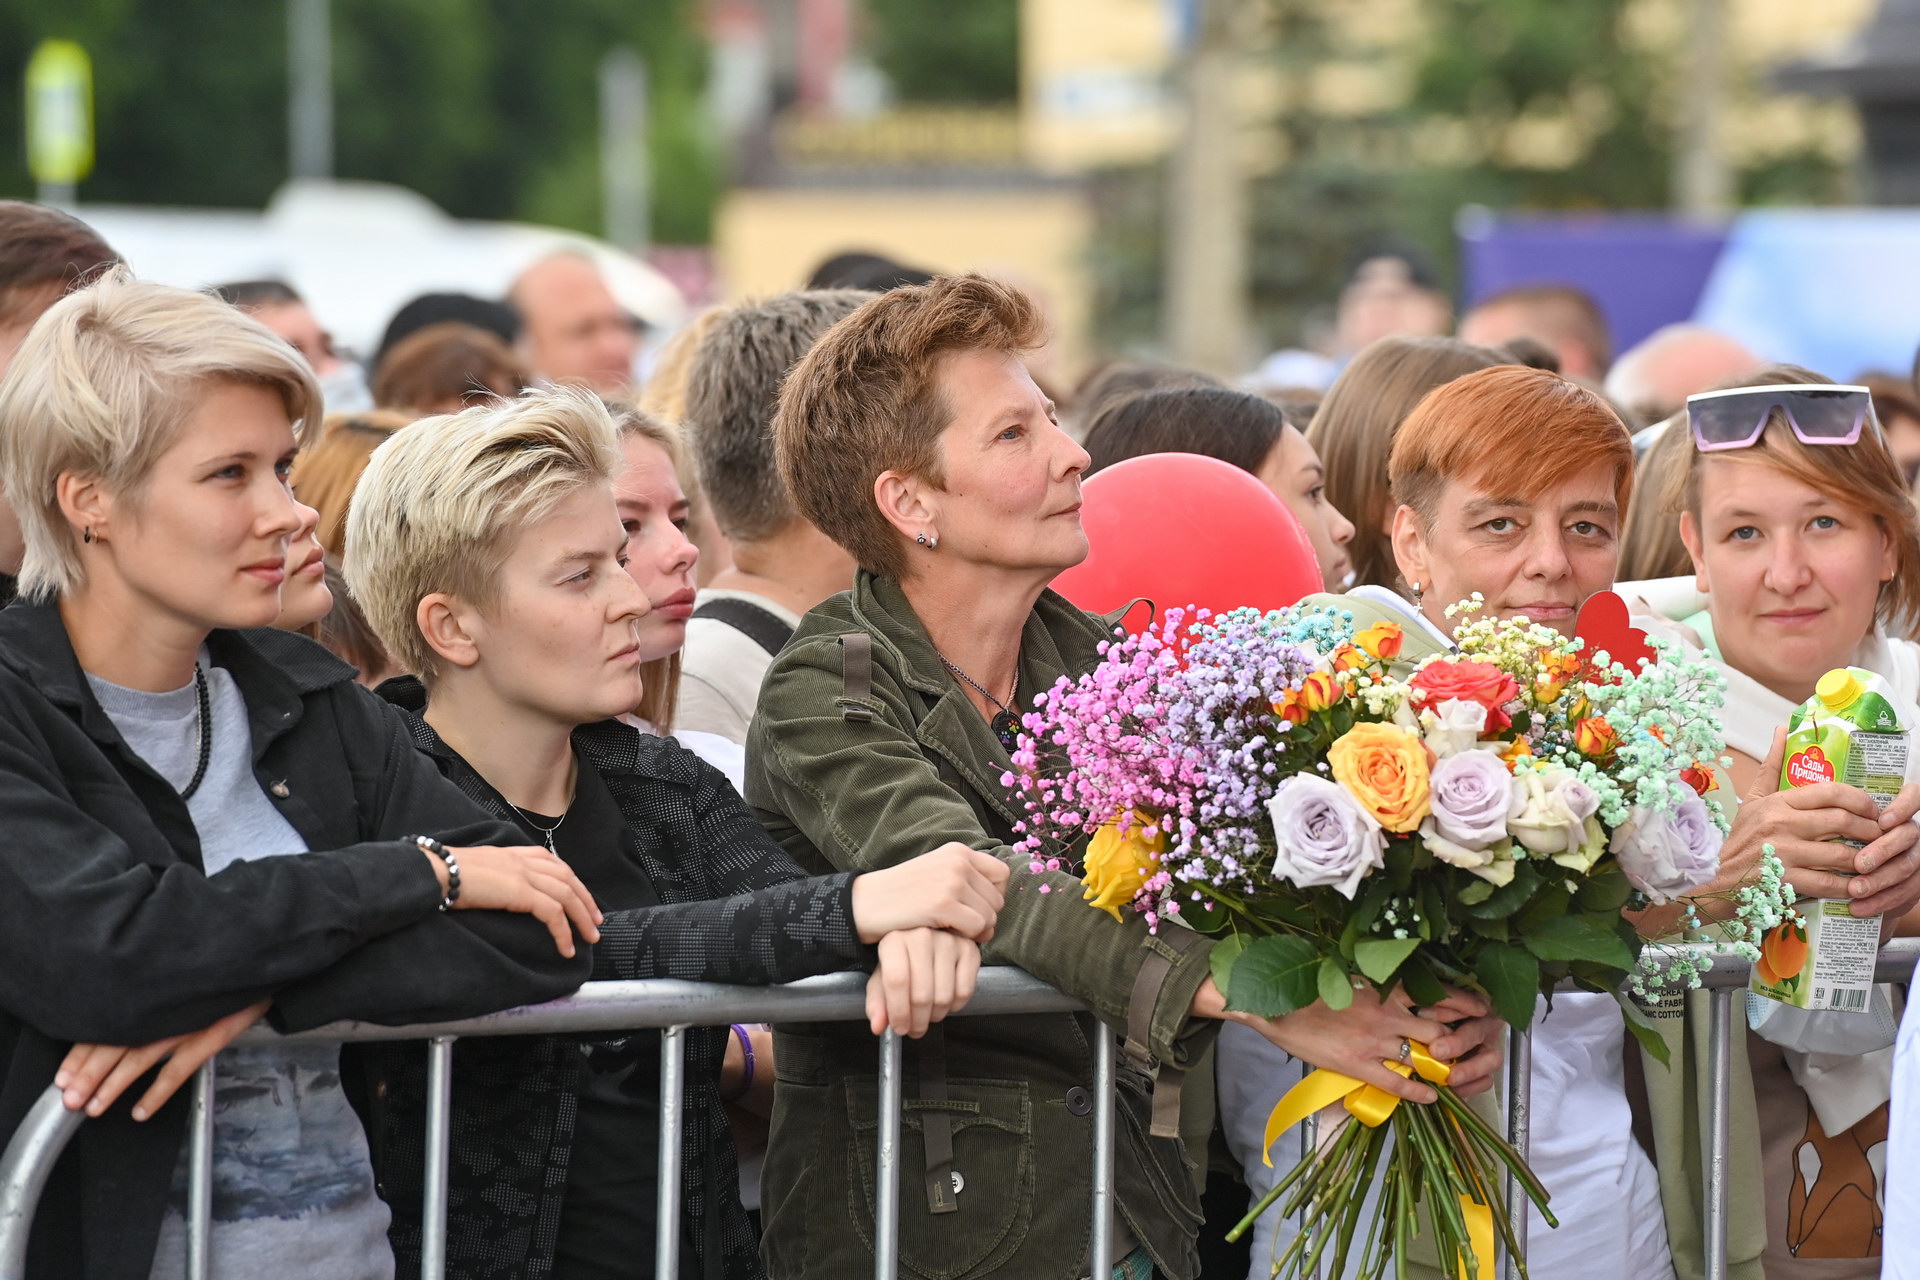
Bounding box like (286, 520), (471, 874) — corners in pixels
(1298, 1105), (1323, 1280)
(656, 1027), (687, 1280)
(598, 47), (651, 253)
(1501, 1025), (1532, 1280)
(287, 0), (334, 180)
(185, 1062), (215, 1280)
(1703, 988), (1734, 1280)
(0, 1084), (85, 1280)
(873, 1029), (903, 1280)
(1089, 1032), (1116, 1278)
(1673, 0), (1732, 218)
(1162, 0), (1250, 375)
(420, 1037), (455, 1280)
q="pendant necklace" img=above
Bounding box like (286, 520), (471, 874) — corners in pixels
(937, 654), (1022, 751)
(511, 802), (568, 855)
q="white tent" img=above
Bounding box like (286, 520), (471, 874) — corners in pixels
(74, 179), (688, 360)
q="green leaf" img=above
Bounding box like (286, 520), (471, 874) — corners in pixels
(1466, 915), (1510, 942)
(1616, 990), (1671, 1069)
(1354, 936), (1420, 984)
(1457, 878), (1495, 906)
(1226, 934), (1323, 1017)
(1512, 880), (1573, 932)
(1464, 862), (1543, 920)
(1473, 942), (1541, 1028)
(1208, 932), (1246, 996)
(1574, 864), (1632, 913)
(1400, 960), (1452, 1008)
(1522, 914), (1635, 969)
(1318, 956), (1354, 1011)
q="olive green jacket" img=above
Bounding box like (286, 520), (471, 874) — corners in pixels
(745, 573), (1220, 1280)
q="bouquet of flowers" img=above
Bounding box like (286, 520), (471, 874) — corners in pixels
(1007, 597), (1733, 1279)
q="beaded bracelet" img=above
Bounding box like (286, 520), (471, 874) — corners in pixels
(413, 835), (461, 910)
(721, 1023), (756, 1102)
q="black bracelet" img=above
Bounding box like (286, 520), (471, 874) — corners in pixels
(413, 835), (460, 910)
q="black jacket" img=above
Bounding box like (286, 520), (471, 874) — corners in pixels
(0, 604), (590, 1280)
(362, 679), (874, 1280)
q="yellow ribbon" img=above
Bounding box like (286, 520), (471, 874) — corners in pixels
(1260, 1041), (1496, 1278)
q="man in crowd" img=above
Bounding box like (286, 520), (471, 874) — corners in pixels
(0, 200), (120, 595)
(509, 251), (642, 393)
(674, 289), (871, 745)
(1605, 322), (1760, 429)
(1458, 282), (1613, 384)
(215, 278), (373, 411)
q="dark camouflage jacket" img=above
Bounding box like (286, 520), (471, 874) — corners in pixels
(356, 678), (874, 1280)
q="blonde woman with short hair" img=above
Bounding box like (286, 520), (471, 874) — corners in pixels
(0, 270), (601, 1280)
(344, 386), (1008, 1280)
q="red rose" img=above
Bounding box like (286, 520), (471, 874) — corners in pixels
(1409, 660), (1521, 732)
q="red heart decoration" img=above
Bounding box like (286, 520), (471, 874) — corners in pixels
(1574, 590), (1657, 679)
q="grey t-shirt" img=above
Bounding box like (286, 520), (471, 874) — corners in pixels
(88, 658), (393, 1280)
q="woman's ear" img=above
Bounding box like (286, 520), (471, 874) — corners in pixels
(1388, 504), (1428, 593)
(55, 472), (111, 543)
(1677, 510), (1709, 593)
(416, 592), (483, 671)
(873, 469), (938, 546)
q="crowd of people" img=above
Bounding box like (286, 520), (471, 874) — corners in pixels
(1, 195), (1919, 1280)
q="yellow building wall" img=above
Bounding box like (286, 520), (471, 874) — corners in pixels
(714, 185), (1095, 383)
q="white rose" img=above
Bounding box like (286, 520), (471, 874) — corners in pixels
(1420, 698), (1491, 758)
(1508, 766), (1600, 856)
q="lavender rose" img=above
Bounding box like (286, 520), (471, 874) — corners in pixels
(1611, 795), (1723, 903)
(1419, 750), (1521, 882)
(1267, 773), (1387, 899)
(1419, 697), (1490, 758)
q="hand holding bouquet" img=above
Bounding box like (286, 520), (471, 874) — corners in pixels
(1008, 597), (1731, 1279)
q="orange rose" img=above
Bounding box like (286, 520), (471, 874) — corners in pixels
(1299, 670), (1344, 712)
(1574, 717), (1620, 758)
(1272, 693), (1310, 727)
(1328, 722), (1432, 833)
(1680, 764), (1715, 797)
(1331, 644), (1366, 673)
(1355, 622), (1404, 661)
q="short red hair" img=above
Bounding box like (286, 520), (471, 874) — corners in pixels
(1390, 365), (1633, 524)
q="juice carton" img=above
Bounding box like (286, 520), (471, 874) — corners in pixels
(1750, 668), (1902, 1012)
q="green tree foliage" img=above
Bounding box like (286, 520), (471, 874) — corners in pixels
(864, 0), (1018, 103)
(0, 0), (717, 242)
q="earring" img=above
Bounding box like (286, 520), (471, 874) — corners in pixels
(1408, 580), (1421, 598)
(82, 526), (94, 545)
(916, 533), (927, 545)
(917, 532), (938, 550)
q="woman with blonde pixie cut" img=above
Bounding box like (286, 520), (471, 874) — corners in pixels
(0, 270), (601, 1280)
(345, 387), (1007, 1280)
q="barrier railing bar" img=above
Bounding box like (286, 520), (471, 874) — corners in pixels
(873, 1029), (903, 1280)
(1090, 1030), (1115, 1279)
(1703, 988), (1734, 1280)
(419, 1037), (455, 1280)
(0, 1088), (81, 1280)
(655, 1026), (687, 1280)
(184, 1062), (214, 1280)
(1500, 1024), (1531, 1280)
(1298, 1109), (1322, 1280)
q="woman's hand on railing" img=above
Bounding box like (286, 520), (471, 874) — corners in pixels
(54, 999), (271, 1121)
(864, 927), (982, 1038)
(433, 844), (604, 957)
(849, 842), (1009, 945)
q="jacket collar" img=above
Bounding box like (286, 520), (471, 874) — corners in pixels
(0, 601), (354, 756)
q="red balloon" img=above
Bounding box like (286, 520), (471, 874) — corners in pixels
(1051, 452), (1322, 631)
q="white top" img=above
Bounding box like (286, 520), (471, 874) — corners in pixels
(675, 588), (804, 748)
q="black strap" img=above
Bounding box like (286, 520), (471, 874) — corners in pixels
(692, 597), (795, 656)
(917, 1026), (959, 1214)
(838, 633), (874, 722)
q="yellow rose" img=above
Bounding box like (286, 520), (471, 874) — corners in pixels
(1328, 722), (1432, 833)
(1355, 621), (1404, 661)
(1082, 811), (1164, 921)
(1299, 670), (1344, 712)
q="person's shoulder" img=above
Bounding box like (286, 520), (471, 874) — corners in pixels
(575, 716), (713, 792)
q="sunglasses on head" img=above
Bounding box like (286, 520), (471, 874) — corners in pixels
(1686, 383), (1879, 453)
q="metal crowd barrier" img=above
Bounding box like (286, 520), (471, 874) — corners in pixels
(5, 942), (1918, 1280)
(0, 968), (1109, 1280)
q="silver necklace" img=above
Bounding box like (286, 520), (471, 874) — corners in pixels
(937, 654), (1021, 750)
(510, 799), (569, 854)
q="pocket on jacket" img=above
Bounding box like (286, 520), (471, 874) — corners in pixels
(845, 1076), (1035, 1280)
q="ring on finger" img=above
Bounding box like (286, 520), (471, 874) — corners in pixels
(1398, 1038), (1412, 1064)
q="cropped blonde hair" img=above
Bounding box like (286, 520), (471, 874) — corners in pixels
(0, 267), (323, 600)
(344, 387), (622, 681)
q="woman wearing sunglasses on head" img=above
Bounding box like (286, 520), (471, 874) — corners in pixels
(1621, 367), (1920, 1278)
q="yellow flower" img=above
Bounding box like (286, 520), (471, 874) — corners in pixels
(1299, 670), (1344, 712)
(1574, 716), (1620, 758)
(1328, 722), (1432, 833)
(1082, 812), (1165, 921)
(1331, 644), (1366, 673)
(1500, 737), (1534, 771)
(1355, 621), (1404, 661)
